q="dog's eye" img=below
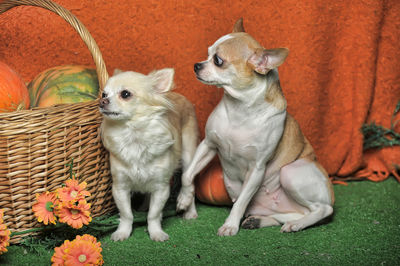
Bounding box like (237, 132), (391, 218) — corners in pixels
(120, 90), (132, 99)
(101, 92), (107, 98)
(213, 54), (224, 67)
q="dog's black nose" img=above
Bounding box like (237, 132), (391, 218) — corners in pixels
(194, 63), (204, 73)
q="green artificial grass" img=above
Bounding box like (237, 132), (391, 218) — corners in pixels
(1, 178), (399, 265)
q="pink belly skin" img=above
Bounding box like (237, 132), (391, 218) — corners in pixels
(245, 186), (309, 217)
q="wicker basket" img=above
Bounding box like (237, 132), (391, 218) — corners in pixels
(0, 0), (115, 244)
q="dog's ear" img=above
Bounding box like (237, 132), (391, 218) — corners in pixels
(232, 18), (245, 33)
(247, 48), (289, 75)
(149, 68), (175, 93)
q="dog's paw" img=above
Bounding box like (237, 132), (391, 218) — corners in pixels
(280, 221), (305, 233)
(111, 229), (131, 241)
(176, 185), (194, 212)
(149, 230), (169, 242)
(182, 209), (198, 220)
(217, 223), (239, 236)
(241, 216), (260, 230)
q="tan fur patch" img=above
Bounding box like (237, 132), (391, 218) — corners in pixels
(267, 114), (313, 173)
(265, 81), (287, 111)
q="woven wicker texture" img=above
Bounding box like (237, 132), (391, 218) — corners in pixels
(0, 0), (113, 243)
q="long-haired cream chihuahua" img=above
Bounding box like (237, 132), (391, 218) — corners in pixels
(100, 68), (199, 242)
(177, 19), (334, 236)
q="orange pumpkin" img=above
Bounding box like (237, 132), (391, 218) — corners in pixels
(195, 158), (233, 205)
(0, 61), (30, 112)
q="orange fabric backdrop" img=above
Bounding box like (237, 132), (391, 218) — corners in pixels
(0, 0), (399, 180)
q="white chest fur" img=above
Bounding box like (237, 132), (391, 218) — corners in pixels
(101, 118), (176, 192)
(205, 96), (286, 179)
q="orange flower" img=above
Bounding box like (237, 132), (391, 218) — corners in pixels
(57, 179), (91, 203)
(56, 200), (92, 229)
(51, 239), (72, 266)
(65, 238), (103, 265)
(77, 234), (101, 248)
(0, 224), (11, 255)
(52, 234), (103, 266)
(51, 234), (103, 265)
(32, 192), (58, 225)
(0, 210), (11, 255)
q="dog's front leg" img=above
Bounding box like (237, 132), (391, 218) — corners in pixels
(177, 139), (216, 212)
(147, 185), (170, 241)
(218, 166), (266, 236)
(111, 184), (134, 241)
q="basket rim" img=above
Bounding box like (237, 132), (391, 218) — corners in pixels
(0, 0), (109, 97)
(0, 98), (101, 118)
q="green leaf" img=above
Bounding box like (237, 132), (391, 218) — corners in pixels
(394, 100), (400, 116)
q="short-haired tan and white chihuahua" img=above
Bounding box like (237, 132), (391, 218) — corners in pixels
(177, 19), (334, 236)
(100, 68), (199, 241)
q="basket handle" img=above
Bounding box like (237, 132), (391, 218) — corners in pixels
(0, 0), (109, 96)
